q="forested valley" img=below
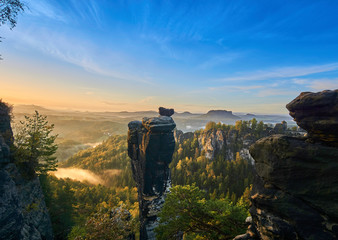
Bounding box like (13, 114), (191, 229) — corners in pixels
(38, 118), (297, 239)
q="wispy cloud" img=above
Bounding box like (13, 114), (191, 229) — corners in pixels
(208, 85), (263, 91)
(292, 78), (308, 85)
(256, 89), (299, 97)
(291, 78), (338, 90)
(69, 0), (103, 27)
(308, 79), (338, 91)
(102, 101), (128, 106)
(8, 25), (153, 84)
(198, 52), (243, 69)
(216, 63), (338, 82)
(140, 33), (179, 59)
(26, 0), (67, 22)
(139, 96), (155, 103)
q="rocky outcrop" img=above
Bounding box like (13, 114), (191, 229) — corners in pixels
(158, 107), (174, 117)
(197, 128), (258, 162)
(0, 102), (53, 240)
(128, 114), (176, 240)
(286, 90), (338, 146)
(174, 130), (194, 145)
(0, 103), (13, 148)
(235, 89), (338, 240)
(0, 163), (54, 240)
(198, 128), (226, 160)
(273, 120), (287, 134)
(176, 123), (288, 162)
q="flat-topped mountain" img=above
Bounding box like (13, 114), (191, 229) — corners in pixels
(201, 110), (240, 120)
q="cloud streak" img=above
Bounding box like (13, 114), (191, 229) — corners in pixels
(26, 0), (67, 22)
(308, 79), (338, 91)
(208, 85), (264, 91)
(198, 52), (243, 69)
(139, 96), (155, 103)
(216, 63), (338, 82)
(7, 24), (153, 84)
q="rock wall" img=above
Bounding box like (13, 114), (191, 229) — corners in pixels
(235, 89), (338, 240)
(0, 102), (53, 240)
(0, 103), (13, 148)
(175, 127), (263, 163)
(198, 128), (226, 160)
(128, 115), (176, 240)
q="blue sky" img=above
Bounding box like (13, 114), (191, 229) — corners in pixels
(1, 0), (338, 113)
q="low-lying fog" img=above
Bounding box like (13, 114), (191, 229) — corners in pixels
(53, 168), (121, 185)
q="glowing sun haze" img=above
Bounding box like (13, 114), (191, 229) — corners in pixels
(1, 0), (338, 113)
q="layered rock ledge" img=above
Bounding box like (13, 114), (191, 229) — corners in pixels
(235, 89), (338, 240)
(286, 89), (338, 146)
(128, 113), (176, 240)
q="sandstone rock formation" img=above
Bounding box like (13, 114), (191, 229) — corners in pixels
(0, 102), (53, 240)
(159, 107), (174, 117)
(128, 115), (176, 240)
(174, 123), (284, 163)
(0, 102), (13, 148)
(286, 89), (338, 146)
(235, 89), (338, 240)
(198, 128), (226, 160)
(174, 129), (194, 145)
(273, 120), (287, 134)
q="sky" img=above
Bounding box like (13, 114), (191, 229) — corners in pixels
(1, 0), (338, 114)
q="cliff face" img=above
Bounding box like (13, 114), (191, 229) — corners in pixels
(175, 127), (264, 163)
(198, 129), (226, 160)
(128, 115), (176, 240)
(0, 105), (53, 240)
(235, 89), (338, 240)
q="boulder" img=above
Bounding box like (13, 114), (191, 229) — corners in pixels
(158, 107), (174, 117)
(286, 89), (338, 145)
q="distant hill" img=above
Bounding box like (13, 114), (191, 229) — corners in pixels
(13, 104), (54, 114)
(174, 111), (200, 118)
(200, 110), (241, 120)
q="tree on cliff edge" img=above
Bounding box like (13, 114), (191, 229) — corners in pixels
(14, 111), (58, 176)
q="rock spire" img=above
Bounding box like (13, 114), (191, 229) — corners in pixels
(128, 109), (176, 240)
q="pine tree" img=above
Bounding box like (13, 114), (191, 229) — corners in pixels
(14, 111), (58, 176)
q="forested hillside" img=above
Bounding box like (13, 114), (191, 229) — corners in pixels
(45, 119), (297, 239)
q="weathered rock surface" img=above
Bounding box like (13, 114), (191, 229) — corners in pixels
(174, 130), (194, 145)
(273, 120), (287, 134)
(159, 107), (174, 117)
(0, 103), (13, 148)
(0, 135), (10, 164)
(175, 122), (288, 163)
(0, 163), (54, 240)
(0, 103), (53, 240)
(248, 136), (338, 240)
(286, 89), (338, 145)
(198, 128), (226, 160)
(235, 90), (338, 240)
(128, 115), (176, 240)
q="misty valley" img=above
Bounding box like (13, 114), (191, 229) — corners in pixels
(1, 1), (338, 239)
(1, 91), (338, 240)
(2, 103), (301, 239)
